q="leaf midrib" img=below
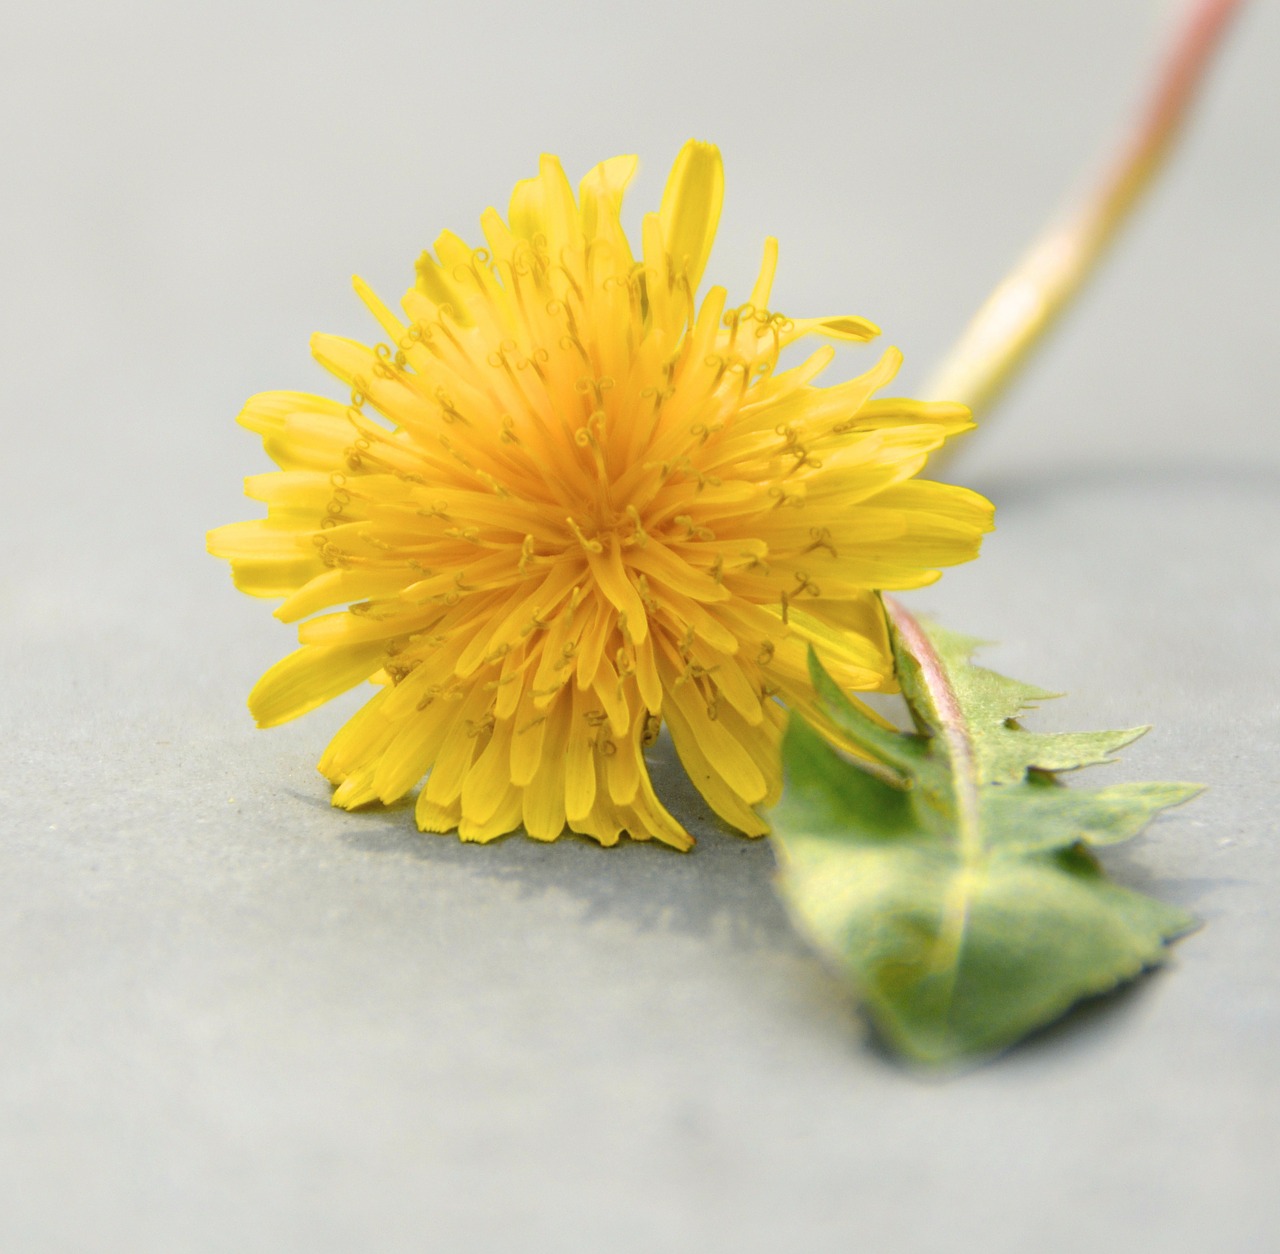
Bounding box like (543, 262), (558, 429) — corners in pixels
(884, 598), (983, 862)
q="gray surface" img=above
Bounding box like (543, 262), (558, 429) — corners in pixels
(3, 1), (1278, 1250)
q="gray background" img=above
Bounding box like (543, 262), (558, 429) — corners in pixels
(3, 1), (1277, 1250)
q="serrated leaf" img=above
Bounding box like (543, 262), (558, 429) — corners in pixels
(769, 601), (1199, 1065)
(894, 621), (1150, 783)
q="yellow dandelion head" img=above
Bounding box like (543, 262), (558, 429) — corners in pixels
(208, 141), (994, 850)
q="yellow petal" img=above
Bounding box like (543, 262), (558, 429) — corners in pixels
(332, 763), (379, 809)
(584, 539), (648, 643)
(747, 236), (778, 311)
(421, 683), (494, 806)
(605, 732), (642, 806)
(318, 687), (395, 783)
(633, 637), (663, 713)
(628, 768), (694, 852)
(578, 154), (637, 243)
(352, 275), (407, 342)
(249, 642), (385, 729)
(564, 686), (598, 823)
(658, 643), (767, 806)
(206, 520), (326, 598)
(459, 783), (522, 843)
(460, 718), (517, 825)
(416, 793), (462, 833)
(373, 694), (462, 803)
(522, 696), (570, 840)
(263, 411), (356, 473)
(854, 398), (974, 435)
(782, 314), (881, 345)
(413, 252), (475, 327)
(237, 391), (345, 440)
(663, 687), (769, 836)
(274, 568), (413, 624)
(868, 480), (996, 530)
(509, 688), (549, 788)
(659, 139), (723, 293)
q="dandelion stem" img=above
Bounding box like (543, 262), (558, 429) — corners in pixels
(924, 0), (1245, 443)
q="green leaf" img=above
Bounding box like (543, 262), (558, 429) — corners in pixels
(769, 602), (1199, 1065)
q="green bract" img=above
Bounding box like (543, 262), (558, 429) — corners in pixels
(769, 604), (1199, 1065)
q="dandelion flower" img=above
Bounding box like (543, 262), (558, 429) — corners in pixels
(208, 141), (993, 850)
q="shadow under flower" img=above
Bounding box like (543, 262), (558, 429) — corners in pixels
(293, 730), (809, 954)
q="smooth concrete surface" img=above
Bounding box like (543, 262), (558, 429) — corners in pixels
(3, 2), (1277, 1250)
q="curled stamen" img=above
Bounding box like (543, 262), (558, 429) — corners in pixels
(465, 714), (496, 739)
(689, 421), (724, 446)
(559, 332), (591, 368)
(438, 436), (476, 470)
(385, 660), (419, 685)
(673, 514), (715, 541)
(370, 355), (397, 382)
(435, 387), (469, 426)
(788, 445), (822, 472)
(625, 504), (649, 547)
(521, 608), (551, 637)
(634, 574), (659, 615)
(672, 659), (696, 690)
(474, 470), (511, 498)
(524, 347), (551, 384)
(566, 516), (604, 554)
(555, 254), (585, 304)
(803, 527), (838, 557)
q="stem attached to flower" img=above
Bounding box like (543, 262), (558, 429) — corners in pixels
(924, 0), (1245, 446)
